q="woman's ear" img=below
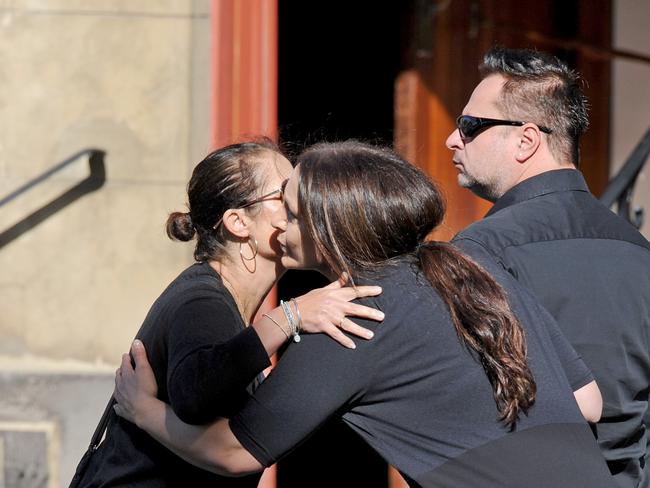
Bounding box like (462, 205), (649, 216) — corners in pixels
(221, 209), (251, 239)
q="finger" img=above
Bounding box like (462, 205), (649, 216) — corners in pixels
(352, 285), (382, 298)
(113, 403), (133, 423)
(131, 340), (151, 370)
(113, 384), (124, 405)
(114, 365), (126, 397)
(334, 285), (382, 302)
(338, 318), (374, 340)
(325, 326), (357, 349)
(113, 378), (125, 406)
(121, 353), (134, 373)
(323, 277), (345, 290)
(343, 303), (385, 321)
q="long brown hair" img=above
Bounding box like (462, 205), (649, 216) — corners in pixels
(296, 140), (536, 427)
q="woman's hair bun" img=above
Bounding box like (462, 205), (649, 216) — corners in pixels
(166, 211), (196, 241)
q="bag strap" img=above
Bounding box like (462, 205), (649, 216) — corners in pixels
(88, 396), (116, 450)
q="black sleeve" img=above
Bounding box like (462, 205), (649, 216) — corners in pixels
(167, 295), (271, 424)
(535, 302), (594, 391)
(454, 238), (593, 390)
(452, 237), (505, 271)
(229, 315), (379, 467)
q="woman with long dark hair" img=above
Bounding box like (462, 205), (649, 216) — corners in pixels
(76, 140), (384, 487)
(113, 141), (613, 487)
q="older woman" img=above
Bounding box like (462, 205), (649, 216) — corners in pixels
(75, 140), (383, 487)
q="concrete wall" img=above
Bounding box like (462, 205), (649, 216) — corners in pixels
(0, 1), (210, 486)
(611, 0), (650, 239)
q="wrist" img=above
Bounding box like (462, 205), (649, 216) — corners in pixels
(261, 309), (291, 341)
(133, 395), (160, 430)
(280, 299), (302, 343)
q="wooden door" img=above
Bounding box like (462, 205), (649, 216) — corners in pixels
(395, 0), (612, 241)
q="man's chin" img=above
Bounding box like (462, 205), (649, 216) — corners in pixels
(462, 181), (499, 203)
(457, 174), (474, 189)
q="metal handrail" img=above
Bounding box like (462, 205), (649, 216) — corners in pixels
(599, 128), (650, 229)
(0, 148), (106, 249)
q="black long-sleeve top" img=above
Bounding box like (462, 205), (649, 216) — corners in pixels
(82, 262), (270, 487)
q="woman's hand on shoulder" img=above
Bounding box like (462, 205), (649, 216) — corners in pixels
(113, 340), (159, 428)
(292, 275), (384, 349)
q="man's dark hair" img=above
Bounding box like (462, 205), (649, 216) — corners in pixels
(480, 47), (589, 166)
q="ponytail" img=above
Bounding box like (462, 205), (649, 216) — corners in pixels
(416, 242), (536, 428)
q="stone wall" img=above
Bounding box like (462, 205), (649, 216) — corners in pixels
(0, 1), (210, 485)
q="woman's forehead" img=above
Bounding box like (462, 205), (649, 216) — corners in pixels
(257, 152), (291, 185)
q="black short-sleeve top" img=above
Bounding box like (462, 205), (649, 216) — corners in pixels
(231, 256), (615, 487)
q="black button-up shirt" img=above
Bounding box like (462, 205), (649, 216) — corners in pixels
(453, 169), (650, 488)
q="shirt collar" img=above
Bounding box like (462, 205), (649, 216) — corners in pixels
(486, 169), (590, 217)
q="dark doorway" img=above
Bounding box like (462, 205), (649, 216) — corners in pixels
(276, 2), (407, 487)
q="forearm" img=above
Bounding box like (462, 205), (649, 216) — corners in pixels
(169, 326), (271, 423)
(251, 306), (292, 357)
(134, 396), (263, 476)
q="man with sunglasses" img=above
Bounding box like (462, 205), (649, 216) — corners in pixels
(448, 47), (650, 488)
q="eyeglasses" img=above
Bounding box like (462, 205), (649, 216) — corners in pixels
(456, 115), (552, 139)
(239, 188), (283, 209)
(212, 188), (284, 230)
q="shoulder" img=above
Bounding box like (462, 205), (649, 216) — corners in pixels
(142, 262), (238, 328)
(166, 267), (244, 338)
(161, 262), (230, 302)
(453, 214), (515, 265)
(355, 258), (424, 296)
(455, 190), (650, 254)
(354, 258), (448, 321)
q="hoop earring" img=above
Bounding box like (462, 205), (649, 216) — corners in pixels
(240, 238), (258, 273)
(240, 238), (258, 260)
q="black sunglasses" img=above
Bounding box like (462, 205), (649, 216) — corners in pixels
(456, 115), (552, 139)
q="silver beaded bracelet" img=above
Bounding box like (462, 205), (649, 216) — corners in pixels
(290, 298), (303, 333)
(280, 299), (301, 343)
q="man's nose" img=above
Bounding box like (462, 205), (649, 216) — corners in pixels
(445, 128), (464, 150)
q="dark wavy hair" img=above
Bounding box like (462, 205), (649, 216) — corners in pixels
(166, 139), (281, 261)
(479, 46), (589, 167)
(296, 140), (536, 428)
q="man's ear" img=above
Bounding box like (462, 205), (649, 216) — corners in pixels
(515, 124), (542, 163)
(221, 209), (251, 239)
